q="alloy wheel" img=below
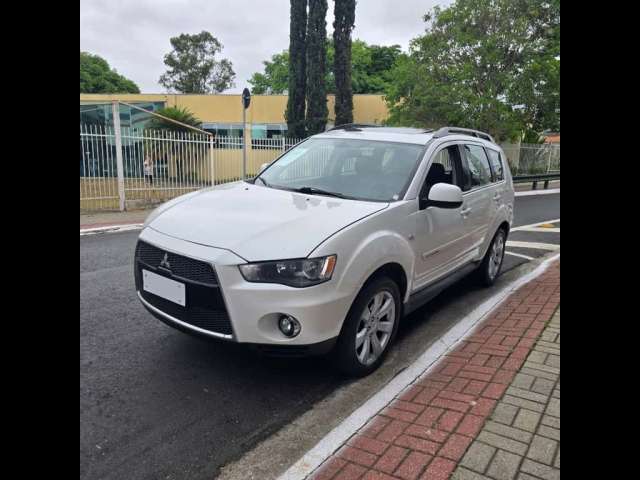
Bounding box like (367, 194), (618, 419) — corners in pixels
(355, 291), (396, 365)
(488, 231), (505, 280)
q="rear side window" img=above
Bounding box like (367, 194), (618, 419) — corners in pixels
(486, 149), (504, 182)
(462, 144), (492, 189)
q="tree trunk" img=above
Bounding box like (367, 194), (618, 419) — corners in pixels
(333, 0), (356, 126)
(286, 0), (308, 138)
(306, 0), (328, 135)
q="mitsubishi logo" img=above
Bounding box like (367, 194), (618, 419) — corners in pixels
(159, 252), (171, 270)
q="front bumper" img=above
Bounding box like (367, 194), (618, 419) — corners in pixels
(138, 290), (232, 340)
(135, 227), (355, 349)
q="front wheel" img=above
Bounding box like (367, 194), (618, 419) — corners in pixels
(332, 276), (401, 377)
(477, 228), (507, 286)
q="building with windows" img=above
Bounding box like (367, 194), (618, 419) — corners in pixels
(80, 93), (389, 140)
(80, 100), (166, 130)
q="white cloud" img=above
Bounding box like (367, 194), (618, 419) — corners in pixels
(80, 0), (452, 93)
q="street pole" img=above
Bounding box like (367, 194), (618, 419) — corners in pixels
(241, 88), (251, 180)
(112, 101), (126, 211)
(242, 106), (247, 180)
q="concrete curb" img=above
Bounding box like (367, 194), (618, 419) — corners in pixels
(514, 188), (559, 197)
(80, 223), (143, 236)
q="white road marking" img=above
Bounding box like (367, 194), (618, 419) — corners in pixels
(80, 224), (143, 236)
(505, 251), (535, 261)
(515, 188), (560, 197)
(506, 241), (559, 251)
(278, 253), (560, 480)
(513, 227), (560, 233)
(511, 219), (560, 231)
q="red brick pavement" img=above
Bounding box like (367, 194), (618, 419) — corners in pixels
(309, 260), (560, 480)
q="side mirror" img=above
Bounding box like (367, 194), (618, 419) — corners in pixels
(259, 162), (270, 173)
(420, 183), (463, 210)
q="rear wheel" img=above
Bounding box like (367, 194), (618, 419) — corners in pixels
(332, 276), (401, 377)
(477, 228), (507, 286)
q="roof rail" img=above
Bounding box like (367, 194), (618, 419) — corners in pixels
(432, 127), (495, 143)
(327, 123), (382, 132)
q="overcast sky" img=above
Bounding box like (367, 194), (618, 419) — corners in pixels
(80, 0), (452, 94)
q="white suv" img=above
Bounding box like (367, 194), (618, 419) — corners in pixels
(135, 125), (514, 376)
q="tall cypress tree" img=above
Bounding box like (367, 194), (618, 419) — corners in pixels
(305, 0), (328, 135)
(333, 0), (356, 126)
(286, 0), (308, 138)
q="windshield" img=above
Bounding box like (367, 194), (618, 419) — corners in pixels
(255, 138), (424, 202)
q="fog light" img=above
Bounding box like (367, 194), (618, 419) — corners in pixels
(278, 315), (301, 338)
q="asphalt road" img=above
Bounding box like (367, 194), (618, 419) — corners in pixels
(80, 192), (559, 480)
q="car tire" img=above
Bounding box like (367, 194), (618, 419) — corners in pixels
(332, 276), (401, 377)
(477, 227), (507, 286)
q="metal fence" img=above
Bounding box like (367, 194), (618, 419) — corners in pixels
(80, 124), (302, 211)
(81, 124), (560, 211)
(501, 143), (560, 176)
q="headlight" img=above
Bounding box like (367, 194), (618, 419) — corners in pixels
(239, 255), (337, 287)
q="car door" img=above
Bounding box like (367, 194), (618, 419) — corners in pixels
(485, 147), (509, 212)
(411, 143), (469, 289)
(459, 143), (496, 255)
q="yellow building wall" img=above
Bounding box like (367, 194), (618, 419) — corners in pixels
(351, 95), (389, 125)
(80, 93), (389, 125)
(80, 93), (169, 104)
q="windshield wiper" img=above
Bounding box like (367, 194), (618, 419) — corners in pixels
(255, 176), (270, 187)
(292, 186), (351, 199)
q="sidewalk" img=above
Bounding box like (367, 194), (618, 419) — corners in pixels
(452, 309), (559, 480)
(307, 261), (560, 480)
(80, 209), (152, 230)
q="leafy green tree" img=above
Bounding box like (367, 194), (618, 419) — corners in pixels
(146, 106), (202, 132)
(80, 52), (140, 94)
(306, 0), (329, 134)
(385, 0), (559, 142)
(286, 0), (308, 138)
(159, 31), (235, 93)
(333, 0), (356, 125)
(366, 44), (404, 92)
(249, 41), (404, 95)
(248, 51), (290, 94)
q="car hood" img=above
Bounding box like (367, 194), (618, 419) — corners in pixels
(147, 182), (388, 262)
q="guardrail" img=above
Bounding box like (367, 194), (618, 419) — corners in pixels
(512, 173), (560, 190)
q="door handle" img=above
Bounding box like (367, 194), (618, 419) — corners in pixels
(460, 207), (472, 216)
(493, 193), (501, 201)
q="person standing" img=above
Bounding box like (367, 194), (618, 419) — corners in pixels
(144, 157), (153, 185)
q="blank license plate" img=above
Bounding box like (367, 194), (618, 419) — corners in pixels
(142, 269), (186, 306)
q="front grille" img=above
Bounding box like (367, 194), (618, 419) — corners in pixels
(135, 241), (218, 285)
(135, 241), (233, 337)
